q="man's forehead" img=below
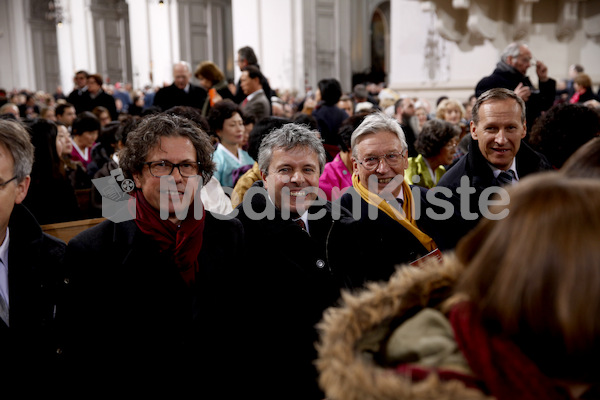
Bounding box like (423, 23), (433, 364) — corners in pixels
(0, 143), (14, 170)
(271, 146), (318, 162)
(356, 130), (401, 146)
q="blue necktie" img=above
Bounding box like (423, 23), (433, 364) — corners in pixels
(497, 170), (515, 186)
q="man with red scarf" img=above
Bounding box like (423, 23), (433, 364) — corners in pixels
(60, 113), (244, 393)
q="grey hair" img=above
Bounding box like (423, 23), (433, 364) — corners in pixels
(173, 61), (192, 74)
(0, 119), (34, 183)
(472, 88), (526, 126)
(258, 123), (326, 176)
(501, 42), (526, 63)
(351, 112), (407, 159)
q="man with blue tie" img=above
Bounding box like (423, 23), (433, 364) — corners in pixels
(430, 88), (552, 250)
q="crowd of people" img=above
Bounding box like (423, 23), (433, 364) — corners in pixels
(0, 41), (599, 397)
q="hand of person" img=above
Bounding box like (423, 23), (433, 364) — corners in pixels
(514, 82), (532, 102)
(536, 60), (549, 82)
(584, 99), (600, 109)
(302, 97), (317, 114)
(212, 92), (223, 105)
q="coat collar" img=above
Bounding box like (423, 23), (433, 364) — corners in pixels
(316, 255), (490, 400)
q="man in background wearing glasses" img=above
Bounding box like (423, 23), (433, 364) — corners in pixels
(339, 112), (438, 286)
(475, 41), (556, 133)
(61, 113), (244, 392)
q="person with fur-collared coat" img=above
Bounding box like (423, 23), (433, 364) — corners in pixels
(316, 173), (600, 400)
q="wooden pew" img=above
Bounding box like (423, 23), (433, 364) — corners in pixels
(41, 217), (106, 243)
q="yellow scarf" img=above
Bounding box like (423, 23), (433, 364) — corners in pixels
(352, 173), (437, 252)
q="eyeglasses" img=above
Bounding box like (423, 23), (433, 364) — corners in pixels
(445, 140), (459, 149)
(144, 161), (200, 178)
(0, 176), (17, 189)
(358, 152), (404, 171)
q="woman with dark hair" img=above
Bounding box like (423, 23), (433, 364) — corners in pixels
(529, 102), (600, 169)
(405, 119), (461, 188)
(207, 99), (254, 187)
(317, 172), (600, 400)
(312, 78), (349, 152)
(70, 111), (100, 170)
(22, 118), (80, 224)
(194, 61), (234, 117)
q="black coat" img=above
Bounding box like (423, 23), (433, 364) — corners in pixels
(1, 205), (66, 377)
(88, 90), (118, 121)
(312, 103), (349, 146)
(428, 140), (552, 251)
(339, 186), (430, 286)
(152, 83), (207, 112)
(60, 212), (244, 389)
(475, 66), (556, 132)
(232, 182), (351, 400)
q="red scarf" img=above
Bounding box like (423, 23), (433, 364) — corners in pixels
(132, 190), (205, 286)
(569, 91), (581, 104)
(449, 302), (573, 400)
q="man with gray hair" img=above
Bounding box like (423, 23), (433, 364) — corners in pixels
(233, 122), (351, 400)
(475, 41), (556, 132)
(339, 111), (437, 285)
(0, 119), (66, 368)
(152, 61), (207, 111)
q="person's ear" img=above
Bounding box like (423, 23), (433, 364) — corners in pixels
(521, 121), (527, 139)
(14, 176), (31, 205)
(470, 120), (478, 140)
(260, 169), (268, 189)
(133, 172), (143, 189)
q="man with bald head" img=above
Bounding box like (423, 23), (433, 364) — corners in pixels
(475, 41), (556, 132)
(153, 61), (207, 112)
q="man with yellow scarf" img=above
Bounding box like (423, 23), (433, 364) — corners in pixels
(339, 112), (438, 285)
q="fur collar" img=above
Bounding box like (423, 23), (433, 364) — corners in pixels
(316, 255), (493, 400)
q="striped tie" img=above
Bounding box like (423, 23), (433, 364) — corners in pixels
(497, 170), (515, 186)
(0, 294), (8, 326)
(294, 218), (306, 232)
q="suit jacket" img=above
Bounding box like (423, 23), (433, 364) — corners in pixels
(241, 89), (271, 123)
(429, 140), (552, 251)
(232, 181), (351, 399)
(1, 204), (66, 376)
(152, 83), (207, 112)
(475, 64), (556, 132)
(67, 88), (90, 115)
(88, 90), (118, 121)
(312, 103), (349, 146)
(60, 211), (244, 389)
(339, 186), (430, 286)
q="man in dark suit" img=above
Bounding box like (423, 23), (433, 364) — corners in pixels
(339, 112), (437, 285)
(60, 113), (243, 391)
(239, 65), (271, 123)
(233, 46), (272, 106)
(233, 123), (351, 400)
(475, 42), (556, 133)
(429, 88), (552, 251)
(85, 73), (118, 121)
(66, 70), (90, 114)
(152, 61), (207, 112)
(0, 119), (66, 376)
